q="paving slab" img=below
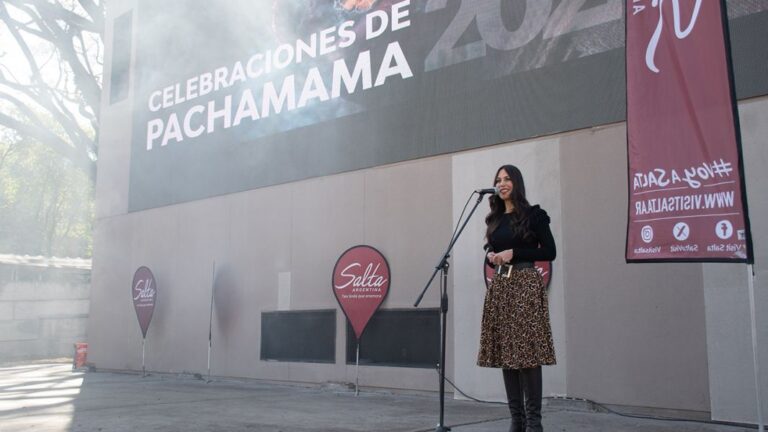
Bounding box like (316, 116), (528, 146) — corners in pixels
(0, 363), (756, 432)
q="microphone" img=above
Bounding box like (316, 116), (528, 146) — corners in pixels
(475, 187), (499, 195)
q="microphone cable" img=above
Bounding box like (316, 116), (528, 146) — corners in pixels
(435, 367), (757, 429)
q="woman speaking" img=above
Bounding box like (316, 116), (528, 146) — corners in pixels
(478, 164), (557, 432)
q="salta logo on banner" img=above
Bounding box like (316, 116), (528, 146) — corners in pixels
(132, 266), (157, 339)
(625, 0), (752, 262)
(484, 261), (552, 289)
(635, 0), (703, 74)
(332, 245), (390, 340)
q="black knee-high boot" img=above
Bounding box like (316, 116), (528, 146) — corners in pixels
(502, 369), (525, 432)
(520, 367), (543, 432)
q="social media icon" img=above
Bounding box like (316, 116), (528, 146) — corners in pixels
(737, 229), (745, 240)
(641, 225), (654, 243)
(673, 222), (690, 241)
(715, 220), (733, 240)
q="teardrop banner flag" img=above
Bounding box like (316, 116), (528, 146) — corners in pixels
(132, 266), (157, 338)
(625, 0), (752, 262)
(484, 261), (552, 289)
(332, 245), (390, 340)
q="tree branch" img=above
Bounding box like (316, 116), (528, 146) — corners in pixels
(0, 0), (102, 179)
(5, 2), (102, 117)
(0, 112), (94, 179)
(0, 139), (18, 171)
(0, 3), (45, 84)
(5, 0), (101, 33)
(1, 75), (95, 157)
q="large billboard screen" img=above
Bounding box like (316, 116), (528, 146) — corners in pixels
(129, 1), (768, 211)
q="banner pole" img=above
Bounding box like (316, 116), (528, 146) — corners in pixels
(206, 345), (211, 379)
(748, 264), (764, 431)
(355, 343), (360, 396)
(141, 338), (146, 377)
(207, 261), (216, 382)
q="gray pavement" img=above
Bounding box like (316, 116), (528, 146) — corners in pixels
(0, 363), (755, 432)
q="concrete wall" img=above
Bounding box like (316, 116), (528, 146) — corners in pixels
(88, 156), (453, 390)
(450, 123), (713, 414)
(0, 268), (90, 362)
(702, 96), (768, 424)
(449, 96), (768, 422)
(560, 125), (710, 412)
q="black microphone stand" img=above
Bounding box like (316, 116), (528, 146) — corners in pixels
(413, 192), (487, 432)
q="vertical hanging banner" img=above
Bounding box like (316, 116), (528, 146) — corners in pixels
(626, 0), (752, 262)
(332, 245), (390, 340)
(132, 266), (157, 338)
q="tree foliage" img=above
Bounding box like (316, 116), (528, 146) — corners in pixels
(0, 0), (104, 179)
(0, 129), (93, 257)
(0, 0), (103, 258)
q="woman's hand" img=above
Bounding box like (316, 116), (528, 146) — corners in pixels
(491, 249), (513, 265)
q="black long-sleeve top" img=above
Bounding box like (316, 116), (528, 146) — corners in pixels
(485, 205), (556, 265)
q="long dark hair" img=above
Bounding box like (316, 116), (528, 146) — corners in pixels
(485, 165), (534, 241)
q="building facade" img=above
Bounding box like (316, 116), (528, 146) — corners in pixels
(89, 1), (768, 425)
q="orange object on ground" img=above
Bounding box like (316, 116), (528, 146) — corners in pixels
(73, 342), (88, 369)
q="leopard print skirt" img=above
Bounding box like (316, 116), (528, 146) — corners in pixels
(477, 268), (556, 369)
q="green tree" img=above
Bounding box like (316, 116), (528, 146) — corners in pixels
(0, 126), (93, 257)
(0, 0), (104, 179)
(0, 0), (103, 258)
